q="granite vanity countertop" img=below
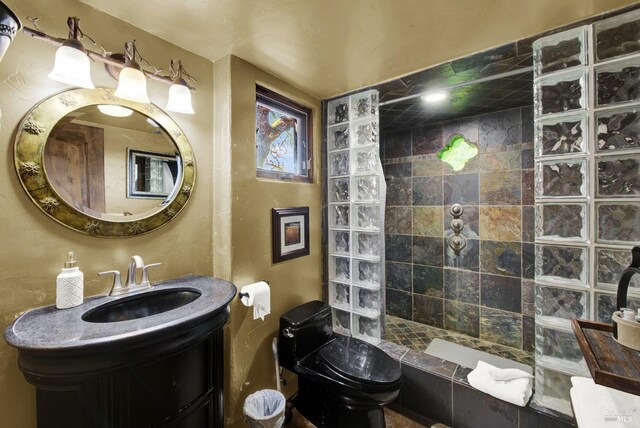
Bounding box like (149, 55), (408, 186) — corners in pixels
(3, 275), (237, 352)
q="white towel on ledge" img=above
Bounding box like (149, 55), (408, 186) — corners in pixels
(570, 376), (640, 428)
(467, 360), (534, 407)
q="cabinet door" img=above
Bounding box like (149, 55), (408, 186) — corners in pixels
(128, 338), (212, 427)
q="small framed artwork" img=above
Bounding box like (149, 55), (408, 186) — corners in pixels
(272, 207), (310, 263)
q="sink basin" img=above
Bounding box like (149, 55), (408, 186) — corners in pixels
(5, 274), (235, 375)
(82, 288), (201, 323)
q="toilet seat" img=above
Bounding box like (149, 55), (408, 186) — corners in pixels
(318, 335), (401, 389)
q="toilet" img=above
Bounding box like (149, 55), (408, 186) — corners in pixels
(278, 300), (402, 428)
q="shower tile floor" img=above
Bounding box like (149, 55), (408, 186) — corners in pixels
(383, 315), (534, 367)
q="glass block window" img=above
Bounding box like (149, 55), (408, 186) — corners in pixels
(327, 89), (385, 344)
(596, 248), (640, 290)
(533, 27), (587, 77)
(535, 160), (587, 198)
(534, 68), (588, 116)
(595, 106), (640, 152)
(594, 9), (640, 62)
(535, 244), (588, 286)
(535, 114), (587, 157)
(595, 56), (640, 107)
(596, 154), (640, 197)
(534, 11), (640, 416)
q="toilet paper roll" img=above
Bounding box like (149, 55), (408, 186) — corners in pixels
(240, 281), (271, 321)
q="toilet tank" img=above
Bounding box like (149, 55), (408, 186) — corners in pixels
(278, 300), (333, 371)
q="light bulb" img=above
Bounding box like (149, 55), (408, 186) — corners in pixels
(114, 65), (150, 104)
(48, 44), (94, 89)
(165, 79), (194, 114)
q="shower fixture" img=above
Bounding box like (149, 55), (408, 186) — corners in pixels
(447, 204), (466, 254)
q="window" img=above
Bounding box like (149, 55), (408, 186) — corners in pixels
(127, 149), (180, 199)
(256, 85), (312, 182)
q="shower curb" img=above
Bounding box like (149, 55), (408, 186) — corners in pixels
(376, 340), (576, 428)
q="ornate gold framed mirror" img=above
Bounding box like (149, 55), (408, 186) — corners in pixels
(14, 88), (196, 238)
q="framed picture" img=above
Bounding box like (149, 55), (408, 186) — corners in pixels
(272, 207), (310, 263)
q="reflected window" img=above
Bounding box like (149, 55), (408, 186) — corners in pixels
(128, 149), (180, 199)
(256, 85), (312, 182)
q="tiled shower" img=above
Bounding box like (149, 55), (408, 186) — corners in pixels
(323, 4), (640, 422)
(382, 106), (536, 353)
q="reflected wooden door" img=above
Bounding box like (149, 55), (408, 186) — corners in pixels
(44, 121), (105, 212)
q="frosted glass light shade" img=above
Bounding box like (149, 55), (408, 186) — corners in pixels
(48, 45), (94, 89)
(114, 66), (150, 104)
(97, 104), (133, 117)
(165, 82), (194, 114)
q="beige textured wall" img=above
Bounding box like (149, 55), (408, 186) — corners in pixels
(2, 0), (639, 427)
(0, 1), (214, 427)
(214, 55), (323, 427)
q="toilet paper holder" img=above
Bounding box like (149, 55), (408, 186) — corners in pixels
(238, 280), (269, 300)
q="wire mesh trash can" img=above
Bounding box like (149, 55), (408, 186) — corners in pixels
(243, 389), (286, 428)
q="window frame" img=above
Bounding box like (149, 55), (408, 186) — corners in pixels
(255, 85), (313, 183)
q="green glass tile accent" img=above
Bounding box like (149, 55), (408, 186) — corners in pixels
(437, 134), (479, 172)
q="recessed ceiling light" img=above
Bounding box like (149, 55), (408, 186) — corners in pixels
(421, 91), (448, 103)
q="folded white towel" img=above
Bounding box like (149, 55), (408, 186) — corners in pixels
(467, 360), (534, 407)
(570, 376), (640, 428)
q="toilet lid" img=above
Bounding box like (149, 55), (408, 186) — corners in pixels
(319, 335), (401, 385)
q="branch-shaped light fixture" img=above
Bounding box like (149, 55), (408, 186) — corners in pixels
(48, 17), (94, 88)
(166, 59), (195, 114)
(20, 15), (196, 113)
(114, 40), (150, 103)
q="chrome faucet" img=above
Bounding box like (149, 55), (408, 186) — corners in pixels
(99, 255), (161, 297)
(125, 255), (144, 287)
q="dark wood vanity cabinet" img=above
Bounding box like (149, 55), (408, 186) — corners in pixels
(4, 276), (236, 428)
(31, 328), (224, 428)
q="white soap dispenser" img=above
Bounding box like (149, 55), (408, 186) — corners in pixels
(56, 251), (84, 309)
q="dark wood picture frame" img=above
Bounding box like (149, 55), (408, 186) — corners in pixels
(272, 207), (310, 263)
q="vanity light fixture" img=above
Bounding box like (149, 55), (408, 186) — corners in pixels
(421, 91), (448, 103)
(165, 59), (195, 115)
(21, 16), (197, 112)
(48, 17), (94, 88)
(97, 104), (133, 117)
(114, 40), (150, 104)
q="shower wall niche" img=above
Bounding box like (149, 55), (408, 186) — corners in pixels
(533, 8), (640, 415)
(381, 105), (535, 352)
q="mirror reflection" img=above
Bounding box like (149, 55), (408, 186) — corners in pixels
(44, 106), (180, 220)
(128, 149), (180, 199)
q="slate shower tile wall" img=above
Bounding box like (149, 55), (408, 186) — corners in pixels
(382, 105), (534, 352)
